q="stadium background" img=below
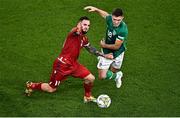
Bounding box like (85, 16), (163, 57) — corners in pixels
(0, 0), (180, 116)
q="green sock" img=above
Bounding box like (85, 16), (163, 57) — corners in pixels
(105, 70), (117, 80)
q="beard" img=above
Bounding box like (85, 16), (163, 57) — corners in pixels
(82, 30), (87, 34)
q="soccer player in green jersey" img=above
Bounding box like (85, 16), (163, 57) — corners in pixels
(84, 6), (128, 88)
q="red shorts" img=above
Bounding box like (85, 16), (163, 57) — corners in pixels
(49, 57), (90, 88)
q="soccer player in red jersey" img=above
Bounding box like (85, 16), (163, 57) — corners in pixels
(25, 16), (113, 103)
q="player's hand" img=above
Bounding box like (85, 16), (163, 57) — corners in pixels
(76, 22), (82, 34)
(104, 53), (114, 59)
(84, 6), (97, 12)
(100, 39), (106, 48)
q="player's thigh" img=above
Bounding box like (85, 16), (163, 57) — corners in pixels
(84, 73), (95, 83)
(49, 69), (66, 88)
(49, 59), (72, 88)
(72, 64), (91, 80)
(111, 52), (124, 71)
(97, 56), (112, 79)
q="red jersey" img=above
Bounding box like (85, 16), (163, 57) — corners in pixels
(59, 27), (89, 62)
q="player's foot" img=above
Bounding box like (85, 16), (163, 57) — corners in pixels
(25, 81), (33, 96)
(84, 96), (97, 103)
(115, 71), (123, 88)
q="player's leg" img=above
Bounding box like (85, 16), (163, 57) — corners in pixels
(83, 74), (97, 103)
(110, 52), (124, 88)
(98, 69), (118, 80)
(72, 64), (96, 103)
(98, 69), (108, 80)
(25, 81), (57, 96)
(97, 56), (118, 80)
(25, 58), (68, 96)
(97, 53), (124, 88)
(25, 69), (61, 96)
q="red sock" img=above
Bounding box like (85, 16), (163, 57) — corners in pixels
(83, 82), (93, 97)
(30, 82), (42, 90)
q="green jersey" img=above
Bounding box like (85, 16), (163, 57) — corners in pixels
(103, 15), (128, 58)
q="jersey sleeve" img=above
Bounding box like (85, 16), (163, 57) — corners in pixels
(116, 26), (128, 41)
(117, 33), (126, 41)
(82, 36), (90, 47)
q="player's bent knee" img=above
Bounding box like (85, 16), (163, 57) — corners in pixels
(84, 74), (95, 82)
(48, 87), (57, 93)
(110, 67), (120, 73)
(91, 76), (95, 82)
(45, 84), (57, 93)
(88, 76), (95, 83)
(98, 70), (107, 80)
(98, 74), (106, 80)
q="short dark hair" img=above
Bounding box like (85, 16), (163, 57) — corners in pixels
(79, 16), (90, 21)
(112, 8), (123, 16)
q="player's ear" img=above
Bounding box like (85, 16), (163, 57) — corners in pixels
(121, 16), (124, 20)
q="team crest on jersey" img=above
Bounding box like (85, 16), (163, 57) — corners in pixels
(108, 30), (112, 38)
(108, 30), (116, 39)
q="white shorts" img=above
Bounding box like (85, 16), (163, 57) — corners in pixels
(97, 52), (124, 70)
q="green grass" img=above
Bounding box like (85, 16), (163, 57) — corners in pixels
(0, 0), (180, 116)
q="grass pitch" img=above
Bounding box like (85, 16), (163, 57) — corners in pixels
(0, 0), (180, 116)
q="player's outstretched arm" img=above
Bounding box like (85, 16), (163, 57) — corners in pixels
(84, 6), (109, 19)
(84, 44), (113, 59)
